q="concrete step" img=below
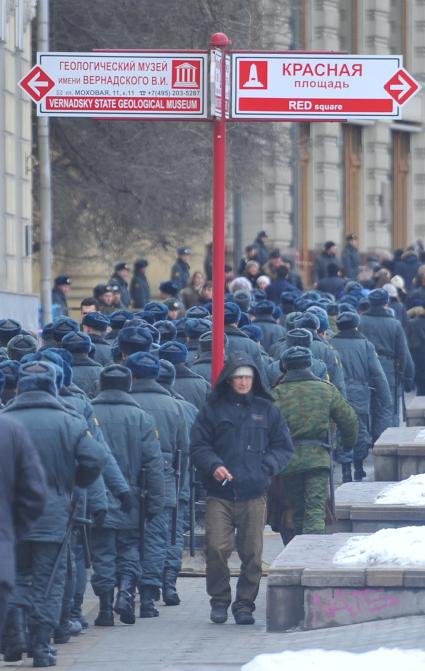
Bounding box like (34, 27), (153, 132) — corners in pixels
(374, 426), (425, 481)
(266, 533), (425, 631)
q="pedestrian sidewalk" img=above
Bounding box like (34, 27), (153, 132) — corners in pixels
(2, 531), (424, 671)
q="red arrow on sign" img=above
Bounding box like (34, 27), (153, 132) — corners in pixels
(384, 68), (420, 106)
(19, 66), (55, 103)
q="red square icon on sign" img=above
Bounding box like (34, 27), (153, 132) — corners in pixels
(239, 61), (268, 90)
(172, 60), (201, 89)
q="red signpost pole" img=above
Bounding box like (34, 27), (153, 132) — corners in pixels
(210, 32), (230, 386)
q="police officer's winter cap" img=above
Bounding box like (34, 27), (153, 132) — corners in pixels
(251, 289), (266, 303)
(285, 311), (303, 330)
(159, 281), (179, 297)
(0, 347), (8, 363)
(100, 364), (132, 391)
(241, 324), (262, 343)
(134, 258), (148, 271)
(150, 342), (161, 358)
(304, 290), (322, 301)
(253, 299), (275, 316)
(41, 322), (55, 343)
(185, 318), (211, 339)
(7, 334), (38, 361)
(307, 306), (329, 332)
(338, 302), (358, 314)
(53, 316), (79, 343)
(126, 351), (160, 379)
(224, 301), (241, 325)
(325, 302), (339, 316)
(42, 347), (73, 387)
(114, 262), (129, 272)
(62, 331), (92, 354)
(198, 330), (213, 352)
(124, 317), (148, 329)
(340, 294), (359, 307)
(133, 310), (155, 325)
(345, 281), (363, 294)
(153, 320), (177, 343)
(280, 292), (297, 307)
(144, 323), (160, 344)
(157, 359), (176, 386)
(286, 328), (313, 348)
(186, 305), (210, 319)
(109, 310), (133, 330)
(232, 290), (251, 313)
(25, 351), (64, 389)
(82, 312), (110, 332)
(294, 313), (320, 332)
(144, 301), (169, 320)
(54, 275), (71, 287)
(281, 346), (312, 370)
(336, 311), (360, 330)
(93, 283), (112, 298)
(294, 297), (313, 313)
(177, 247), (191, 255)
(238, 312), (251, 328)
(159, 340), (188, 365)
(18, 361), (57, 396)
(0, 360), (20, 388)
(118, 326), (153, 355)
(0, 318), (21, 344)
(369, 288), (389, 305)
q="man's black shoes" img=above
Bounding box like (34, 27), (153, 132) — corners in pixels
(210, 604), (228, 624)
(233, 610), (255, 625)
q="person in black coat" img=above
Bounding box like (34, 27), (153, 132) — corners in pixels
(0, 416), (47, 645)
(191, 352), (293, 626)
(130, 259), (150, 309)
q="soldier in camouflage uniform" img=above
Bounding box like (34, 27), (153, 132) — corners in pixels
(272, 347), (358, 541)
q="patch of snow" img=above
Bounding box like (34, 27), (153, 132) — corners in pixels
(375, 474), (425, 506)
(333, 527), (425, 566)
(241, 648), (425, 671)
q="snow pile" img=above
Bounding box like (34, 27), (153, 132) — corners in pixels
(333, 526), (425, 566)
(375, 474), (425, 506)
(241, 648), (425, 671)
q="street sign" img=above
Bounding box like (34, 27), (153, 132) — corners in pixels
(19, 52), (208, 119)
(231, 54), (421, 120)
(210, 49), (230, 118)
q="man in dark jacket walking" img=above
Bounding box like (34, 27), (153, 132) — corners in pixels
(191, 353), (293, 625)
(341, 234), (361, 280)
(171, 247), (192, 291)
(130, 259), (150, 309)
(0, 416), (47, 642)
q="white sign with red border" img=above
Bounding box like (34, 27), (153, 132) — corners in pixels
(231, 53), (420, 120)
(20, 52), (208, 119)
(210, 49), (230, 118)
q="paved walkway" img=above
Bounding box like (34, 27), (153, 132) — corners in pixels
(2, 531), (424, 671)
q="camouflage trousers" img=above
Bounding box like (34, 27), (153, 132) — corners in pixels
(280, 468), (329, 534)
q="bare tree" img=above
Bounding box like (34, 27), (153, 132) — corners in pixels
(32, 0), (290, 262)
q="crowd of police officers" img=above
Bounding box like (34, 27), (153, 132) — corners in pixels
(0, 235), (422, 665)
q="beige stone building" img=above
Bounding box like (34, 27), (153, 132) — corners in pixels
(239, 0), (425, 283)
(0, 0), (38, 328)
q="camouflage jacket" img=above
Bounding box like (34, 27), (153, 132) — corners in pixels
(273, 369), (358, 474)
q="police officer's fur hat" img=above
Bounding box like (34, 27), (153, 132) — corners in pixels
(153, 320), (177, 343)
(18, 361), (57, 396)
(100, 364), (132, 391)
(159, 340), (188, 365)
(126, 352), (159, 379)
(7, 334), (38, 361)
(281, 346), (312, 370)
(118, 326), (153, 355)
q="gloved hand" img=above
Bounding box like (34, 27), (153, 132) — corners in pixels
(118, 491), (133, 513)
(92, 509), (107, 527)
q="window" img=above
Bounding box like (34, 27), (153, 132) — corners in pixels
(343, 125), (362, 241)
(340, 0), (360, 52)
(392, 131), (410, 249)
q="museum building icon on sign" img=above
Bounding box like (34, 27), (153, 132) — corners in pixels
(172, 61), (200, 88)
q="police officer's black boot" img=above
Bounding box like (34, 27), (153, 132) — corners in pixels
(162, 568), (180, 606)
(70, 593), (88, 630)
(94, 590), (114, 627)
(2, 606), (27, 662)
(139, 586), (159, 618)
(354, 459), (366, 481)
(114, 575), (136, 624)
(341, 463), (353, 483)
(32, 625), (56, 668)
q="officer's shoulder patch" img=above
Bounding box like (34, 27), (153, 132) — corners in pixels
(94, 417), (99, 426)
(85, 430), (93, 438)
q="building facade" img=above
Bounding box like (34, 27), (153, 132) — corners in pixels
(238, 0), (425, 281)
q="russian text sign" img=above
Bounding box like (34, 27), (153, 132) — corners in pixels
(231, 54), (420, 119)
(20, 52), (208, 119)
